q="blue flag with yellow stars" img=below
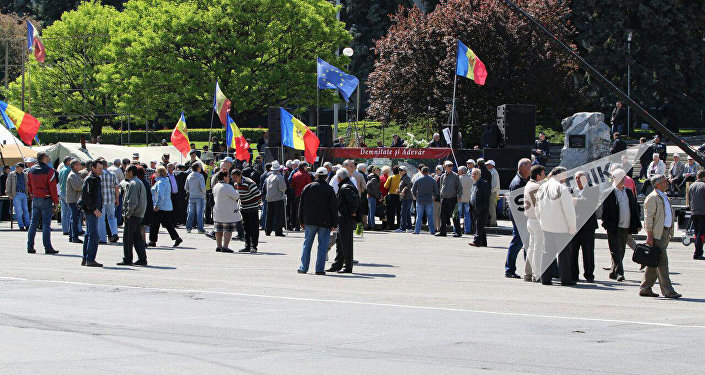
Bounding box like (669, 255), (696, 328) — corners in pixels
(317, 58), (359, 102)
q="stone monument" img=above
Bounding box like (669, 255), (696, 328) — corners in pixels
(559, 112), (611, 170)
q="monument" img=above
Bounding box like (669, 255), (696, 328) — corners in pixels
(559, 112), (611, 170)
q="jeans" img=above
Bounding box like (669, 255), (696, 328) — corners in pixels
(12, 192), (30, 228)
(260, 199), (267, 229)
(69, 203), (82, 241)
(115, 191), (124, 226)
(504, 218), (524, 275)
(367, 197), (377, 229)
(60, 195), (71, 234)
(97, 202), (118, 242)
(400, 199), (412, 230)
(414, 202), (435, 234)
(27, 197), (54, 251)
(457, 202), (472, 234)
(83, 212), (99, 262)
(299, 225), (331, 273)
(187, 197), (205, 232)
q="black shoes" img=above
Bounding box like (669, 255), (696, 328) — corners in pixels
(250, 247), (258, 253)
(27, 248), (36, 254)
(434, 233), (447, 237)
(505, 273), (521, 279)
(173, 238), (183, 247)
(71, 239), (83, 244)
(116, 261), (133, 266)
(221, 248), (234, 253)
(81, 259), (86, 266)
(85, 261), (103, 267)
(238, 248), (251, 253)
(297, 269), (306, 274)
(315, 271), (326, 275)
(216, 247), (222, 252)
(133, 259), (148, 266)
(45, 249), (59, 255)
(147, 242), (156, 247)
(452, 233), (462, 238)
(639, 290), (659, 297)
(337, 269), (352, 274)
(694, 255), (705, 260)
(326, 267), (341, 272)
(109, 235), (119, 243)
(275, 234), (286, 237)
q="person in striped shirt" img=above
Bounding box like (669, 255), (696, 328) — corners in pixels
(231, 169), (262, 253)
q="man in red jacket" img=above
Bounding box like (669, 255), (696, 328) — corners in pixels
(26, 152), (60, 254)
(290, 162), (313, 232)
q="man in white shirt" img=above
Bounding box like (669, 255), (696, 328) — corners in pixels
(639, 153), (666, 197)
(523, 164), (545, 282)
(487, 160), (500, 226)
(641, 174), (681, 298)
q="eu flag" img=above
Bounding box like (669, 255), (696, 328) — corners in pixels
(317, 58), (359, 102)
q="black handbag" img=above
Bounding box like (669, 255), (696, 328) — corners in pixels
(632, 243), (661, 268)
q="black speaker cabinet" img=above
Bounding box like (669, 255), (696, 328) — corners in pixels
(317, 125), (333, 147)
(497, 104), (536, 147)
(267, 107), (282, 147)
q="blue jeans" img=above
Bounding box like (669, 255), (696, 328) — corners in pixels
(115, 191), (123, 225)
(400, 199), (412, 230)
(97, 202), (117, 242)
(27, 197), (54, 251)
(69, 202), (81, 241)
(367, 197), (377, 229)
(414, 202), (435, 234)
(260, 199), (267, 229)
(187, 197), (205, 232)
(457, 202), (472, 234)
(83, 212), (99, 262)
(13, 192), (30, 228)
(299, 225), (331, 273)
(505, 218), (524, 275)
(60, 195), (71, 234)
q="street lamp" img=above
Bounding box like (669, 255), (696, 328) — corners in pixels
(342, 47), (354, 57)
(626, 30), (633, 137)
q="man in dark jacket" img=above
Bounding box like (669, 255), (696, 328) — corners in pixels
(601, 169), (641, 281)
(469, 168), (490, 247)
(610, 132), (626, 155)
(78, 160), (104, 267)
(570, 172), (599, 282)
(297, 167), (338, 275)
(26, 152), (60, 255)
(327, 168), (359, 273)
(118, 165), (148, 266)
(505, 158), (532, 278)
(532, 132), (551, 166)
(610, 101), (627, 135)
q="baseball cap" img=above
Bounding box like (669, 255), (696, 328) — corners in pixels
(316, 167), (328, 176)
(487, 160), (496, 166)
(132, 153), (139, 158)
(223, 157), (234, 163)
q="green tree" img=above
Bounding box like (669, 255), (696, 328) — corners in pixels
(570, 0), (705, 128)
(2, 2), (120, 136)
(101, 0), (351, 127)
(367, 0), (578, 144)
(1, 0), (127, 26)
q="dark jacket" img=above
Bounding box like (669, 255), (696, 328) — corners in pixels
(533, 139), (551, 159)
(78, 172), (103, 213)
(610, 137), (627, 155)
(140, 177), (154, 224)
(298, 178), (338, 228)
(471, 178), (491, 212)
(611, 106), (626, 128)
(652, 142), (667, 162)
(479, 165), (491, 184)
(337, 177), (360, 218)
(366, 173), (382, 200)
(601, 187), (641, 234)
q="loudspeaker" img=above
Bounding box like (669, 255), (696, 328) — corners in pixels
(483, 147), (531, 188)
(317, 125), (333, 147)
(497, 104), (536, 147)
(267, 107), (282, 147)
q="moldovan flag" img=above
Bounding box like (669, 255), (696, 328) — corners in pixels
(226, 115), (250, 161)
(170, 112), (190, 156)
(0, 100), (41, 146)
(27, 21), (45, 63)
(213, 81), (231, 126)
(456, 40), (487, 85)
(280, 108), (319, 164)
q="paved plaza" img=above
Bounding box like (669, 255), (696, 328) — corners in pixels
(1, 221), (705, 374)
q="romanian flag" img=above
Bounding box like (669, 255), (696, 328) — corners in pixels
(0, 100), (41, 146)
(213, 81), (231, 126)
(27, 21), (45, 63)
(170, 112), (190, 156)
(226, 115), (250, 161)
(280, 108), (319, 164)
(456, 40), (487, 85)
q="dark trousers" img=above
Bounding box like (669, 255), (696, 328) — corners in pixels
(439, 197), (460, 235)
(265, 200), (285, 235)
(638, 161), (649, 180)
(292, 196), (301, 229)
(693, 214), (705, 257)
(171, 193), (186, 225)
(473, 208), (488, 245)
(242, 209), (259, 249)
(205, 190), (214, 224)
(385, 194), (400, 229)
(149, 210), (180, 243)
(286, 190), (294, 229)
(640, 180), (652, 195)
(332, 215), (354, 271)
(607, 227), (629, 277)
(541, 232), (573, 285)
(570, 227), (595, 281)
(123, 216), (147, 263)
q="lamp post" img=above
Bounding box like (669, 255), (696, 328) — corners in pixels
(626, 30), (633, 137)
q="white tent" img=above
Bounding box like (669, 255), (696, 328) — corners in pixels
(34, 142), (188, 166)
(0, 126), (37, 165)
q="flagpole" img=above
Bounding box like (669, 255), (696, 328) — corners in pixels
(315, 56), (319, 133)
(208, 78), (217, 147)
(450, 60), (458, 149)
(20, 45), (25, 111)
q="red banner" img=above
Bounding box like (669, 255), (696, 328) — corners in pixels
(321, 147), (452, 159)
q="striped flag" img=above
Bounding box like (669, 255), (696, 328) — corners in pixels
(170, 112), (191, 156)
(226, 115), (250, 161)
(27, 21), (45, 63)
(213, 81), (231, 126)
(0, 100), (41, 146)
(456, 40), (487, 85)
